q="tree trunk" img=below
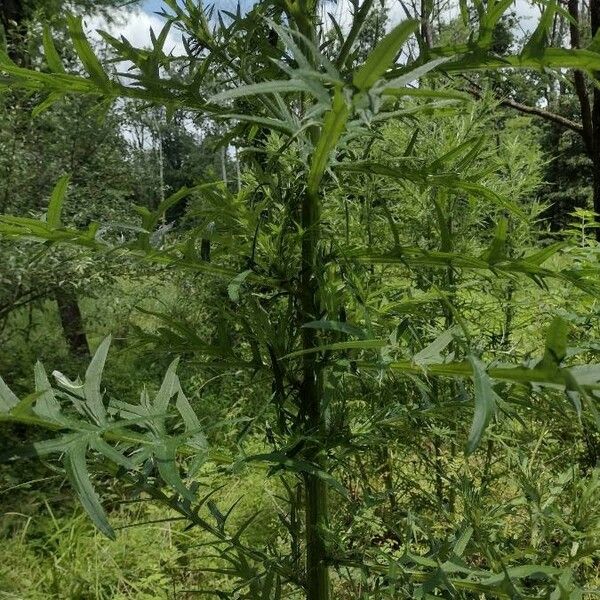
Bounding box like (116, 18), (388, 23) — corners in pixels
(591, 0), (600, 239)
(568, 0), (600, 240)
(55, 290), (89, 359)
(567, 0), (594, 154)
(420, 0), (433, 48)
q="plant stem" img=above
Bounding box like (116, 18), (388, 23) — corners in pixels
(289, 0), (331, 595)
(300, 184), (330, 600)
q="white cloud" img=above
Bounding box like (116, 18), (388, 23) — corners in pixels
(321, 0), (541, 37)
(84, 8), (185, 56)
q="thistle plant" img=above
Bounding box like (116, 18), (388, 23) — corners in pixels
(1, 0), (600, 598)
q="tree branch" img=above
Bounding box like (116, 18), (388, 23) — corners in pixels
(464, 80), (584, 136)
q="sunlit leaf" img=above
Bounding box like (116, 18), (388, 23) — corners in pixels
(353, 19), (418, 90)
(308, 87), (349, 196)
(0, 377), (19, 413)
(84, 336), (110, 426)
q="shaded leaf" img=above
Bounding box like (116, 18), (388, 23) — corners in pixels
(282, 339), (387, 359)
(46, 175), (70, 229)
(541, 316), (569, 368)
(228, 269), (253, 303)
(42, 26), (65, 74)
(67, 16), (111, 89)
(33, 362), (62, 422)
(413, 328), (457, 366)
(64, 440), (115, 539)
(154, 438), (195, 501)
(302, 320), (367, 339)
(466, 355), (497, 454)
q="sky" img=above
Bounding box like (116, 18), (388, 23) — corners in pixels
(141, 0), (164, 10)
(93, 0), (540, 54)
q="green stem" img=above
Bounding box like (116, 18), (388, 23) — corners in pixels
(285, 0), (331, 595)
(300, 184), (330, 600)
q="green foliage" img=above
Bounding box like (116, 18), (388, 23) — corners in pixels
(1, 1), (600, 599)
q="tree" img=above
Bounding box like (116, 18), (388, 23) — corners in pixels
(0, 0), (145, 359)
(461, 0), (600, 237)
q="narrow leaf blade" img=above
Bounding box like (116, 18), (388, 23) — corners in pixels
(46, 175), (70, 229)
(64, 440), (115, 540)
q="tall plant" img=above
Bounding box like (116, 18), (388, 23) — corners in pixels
(1, 1), (600, 598)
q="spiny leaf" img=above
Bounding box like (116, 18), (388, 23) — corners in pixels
(353, 19), (418, 90)
(428, 136), (485, 172)
(478, 0), (514, 47)
(522, 0), (557, 59)
(0, 377), (19, 413)
(413, 328), (457, 366)
(282, 339), (387, 360)
(151, 185), (207, 230)
(32, 92), (65, 118)
(209, 79), (312, 103)
(433, 194), (451, 252)
(64, 440), (115, 540)
(244, 452), (348, 496)
(374, 359), (568, 387)
(154, 358), (180, 414)
(67, 16), (111, 89)
(33, 433), (83, 457)
(33, 362), (62, 422)
(336, 160), (527, 218)
(523, 242), (565, 266)
(466, 355), (497, 455)
(42, 26), (65, 74)
(46, 175), (70, 229)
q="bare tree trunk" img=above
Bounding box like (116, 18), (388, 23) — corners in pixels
(567, 0), (600, 239)
(420, 0), (433, 48)
(568, 0), (594, 154)
(56, 289), (89, 359)
(220, 146), (228, 185)
(591, 0), (600, 239)
(235, 147), (242, 193)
